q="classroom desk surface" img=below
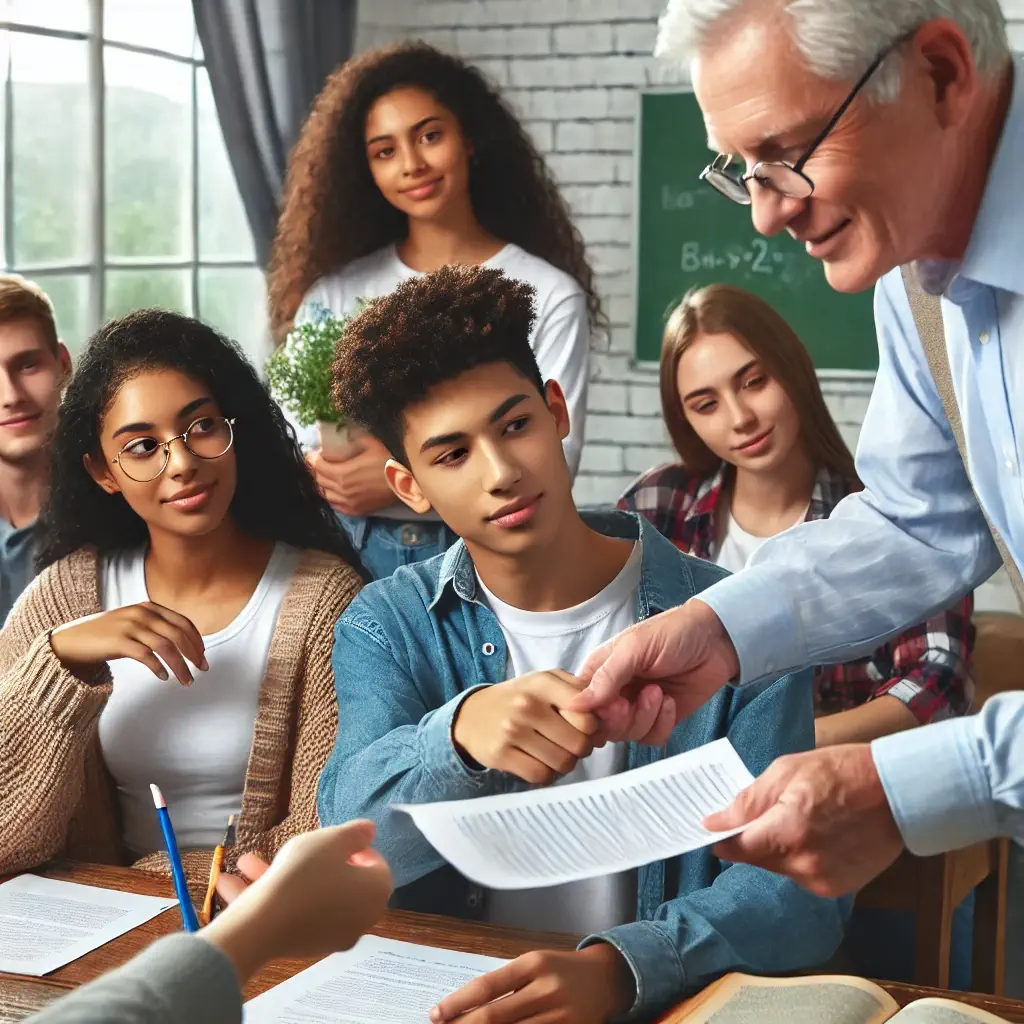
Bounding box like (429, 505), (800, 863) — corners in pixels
(3, 862), (1024, 1022)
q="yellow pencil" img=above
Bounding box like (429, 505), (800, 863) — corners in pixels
(200, 814), (236, 926)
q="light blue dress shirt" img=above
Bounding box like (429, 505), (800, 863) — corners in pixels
(700, 57), (1024, 855)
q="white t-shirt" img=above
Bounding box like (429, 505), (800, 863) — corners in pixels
(475, 541), (642, 935)
(713, 512), (771, 574)
(714, 507), (810, 574)
(96, 543), (301, 856)
(293, 242), (590, 519)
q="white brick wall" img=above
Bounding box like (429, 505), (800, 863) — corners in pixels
(353, 0), (1022, 610)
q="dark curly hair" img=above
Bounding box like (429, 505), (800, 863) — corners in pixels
(36, 309), (368, 581)
(332, 265), (543, 464)
(267, 41), (604, 340)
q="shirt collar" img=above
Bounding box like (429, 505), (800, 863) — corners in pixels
(683, 463), (728, 524)
(427, 510), (696, 616)
(956, 55), (1024, 294)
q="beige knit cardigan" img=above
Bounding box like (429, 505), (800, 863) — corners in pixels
(0, 546), (361, 893)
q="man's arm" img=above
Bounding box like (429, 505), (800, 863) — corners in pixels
(873, 690), (1024, 854)
(815, 591), (975, 746)
(700, 272), (998, 684)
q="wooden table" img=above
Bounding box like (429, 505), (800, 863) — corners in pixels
(3, 863), (1024, 1023)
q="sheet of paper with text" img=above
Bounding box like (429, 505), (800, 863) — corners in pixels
(0, 874), (177, 976)
(397, 737), (755, 890)
(243, 935), (507, 1023)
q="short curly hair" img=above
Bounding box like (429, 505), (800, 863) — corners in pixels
(332, 265), (544, 464)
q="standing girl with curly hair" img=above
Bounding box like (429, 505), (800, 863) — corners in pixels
(268, 42), (601, 579)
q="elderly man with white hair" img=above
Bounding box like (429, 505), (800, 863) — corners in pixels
(572, 0), (1024, 901)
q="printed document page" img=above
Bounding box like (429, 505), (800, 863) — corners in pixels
(243, 935), (507, 1023)
(0, 874), (178, 976)
(397, 737), (754, 889)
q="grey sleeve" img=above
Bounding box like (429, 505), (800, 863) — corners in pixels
(28, 935), (242, 1024)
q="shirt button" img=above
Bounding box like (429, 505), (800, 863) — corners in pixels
(482, 642), (495, 656)
(1007, 460), (1015, 472)
(979, 331), (990, 344)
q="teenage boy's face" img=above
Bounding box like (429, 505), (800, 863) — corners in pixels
(386, 363), (573, 558)
(0, 320), (70, 467)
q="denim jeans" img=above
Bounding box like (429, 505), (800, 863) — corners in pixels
(336, 513), (459, 581)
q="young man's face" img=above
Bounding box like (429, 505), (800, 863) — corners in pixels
(0, 319), (69, 466)
(387, 362), (573, 558)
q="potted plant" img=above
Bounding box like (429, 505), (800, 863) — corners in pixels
(266, 311), (363, 459)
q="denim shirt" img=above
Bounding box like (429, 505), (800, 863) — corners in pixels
(318, 512), (846, 1020)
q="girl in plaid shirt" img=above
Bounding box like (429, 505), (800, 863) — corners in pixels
(620, 283), (974, 747)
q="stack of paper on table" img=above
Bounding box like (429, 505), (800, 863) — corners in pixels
(0, 874), (177, 976)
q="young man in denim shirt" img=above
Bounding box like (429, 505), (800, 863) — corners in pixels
(317, 265), (846, 1023)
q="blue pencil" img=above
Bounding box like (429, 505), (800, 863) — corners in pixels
(150, 783), (200, 933)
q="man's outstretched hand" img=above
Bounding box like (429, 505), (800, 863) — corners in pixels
(570, 599), (741, 744)
(703, 744), (905, 897)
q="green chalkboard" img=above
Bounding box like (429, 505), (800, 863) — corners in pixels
(634, 90), (878, 371)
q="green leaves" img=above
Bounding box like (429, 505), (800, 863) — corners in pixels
(265, 313), (350, 428)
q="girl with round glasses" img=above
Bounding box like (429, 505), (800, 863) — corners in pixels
(0, 309), (367, 893)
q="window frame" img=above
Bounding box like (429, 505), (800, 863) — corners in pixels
(0, 0), (258, 341)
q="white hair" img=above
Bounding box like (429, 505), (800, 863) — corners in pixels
(656, 0), (1011, 101)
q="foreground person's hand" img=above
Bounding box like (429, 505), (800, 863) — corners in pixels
(206, 821), (393, 981)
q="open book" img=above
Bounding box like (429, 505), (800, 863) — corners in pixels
(657, 973), (1012, 1024)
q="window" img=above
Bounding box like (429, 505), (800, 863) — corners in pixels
(0, 0), (267, 359)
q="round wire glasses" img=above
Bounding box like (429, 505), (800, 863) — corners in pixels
(112, 416), (237, 483)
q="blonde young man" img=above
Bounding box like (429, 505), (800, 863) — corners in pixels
(0, 275), (70, 621)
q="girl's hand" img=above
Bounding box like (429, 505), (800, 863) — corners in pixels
(309, 436), (395, 516)
(49, 603), (207, 686)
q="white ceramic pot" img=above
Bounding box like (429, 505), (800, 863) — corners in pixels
(316, 420), (364, 461)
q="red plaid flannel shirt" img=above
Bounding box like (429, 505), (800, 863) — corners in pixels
(618, 462), (974, 722)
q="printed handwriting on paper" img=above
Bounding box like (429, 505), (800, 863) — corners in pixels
(243, 936), (507, 1024)
(397, 737), (754, 890)
(0, 874), (177, 976)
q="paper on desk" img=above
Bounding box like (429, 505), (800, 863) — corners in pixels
(397, 737), (755, 890)
(0, 874), (178, 976)
(243, 935), (507, 1023)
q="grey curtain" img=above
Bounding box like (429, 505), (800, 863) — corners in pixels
(193, 0), (357, 267)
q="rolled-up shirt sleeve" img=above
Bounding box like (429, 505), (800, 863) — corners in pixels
(872, 691), (1024, 854)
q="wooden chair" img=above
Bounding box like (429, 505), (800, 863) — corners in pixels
(856, 838), (1009, 992)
